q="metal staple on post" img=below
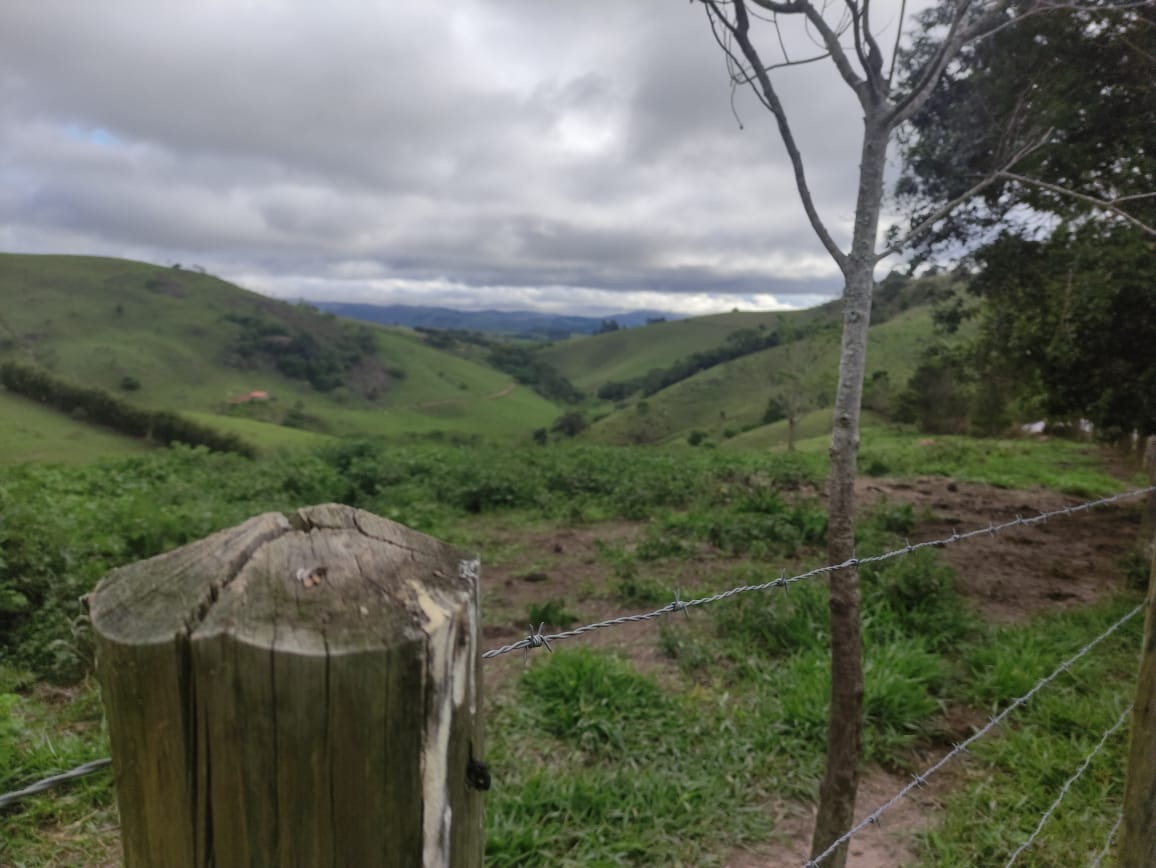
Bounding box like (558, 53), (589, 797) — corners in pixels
(483, 485), (1156, 660)
(804, 603), (1144, 867)
(1004, 703), (1133, 866)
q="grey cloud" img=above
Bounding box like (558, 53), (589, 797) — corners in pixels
(0, 0), (917, 313)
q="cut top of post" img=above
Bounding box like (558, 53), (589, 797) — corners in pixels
(89, 503), (480, 658)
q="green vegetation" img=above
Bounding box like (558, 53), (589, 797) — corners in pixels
(853, 429), (1129, 496)
(0, 435), (1145, 865)
(538, 306), (833, 392)
(0, 253), (561, 449)
(1, 361), (255, 457)
(0, 391), (148, 464)
(586, 306), (962, 446)
(0, 251), (1149, 865)
(920, 600), (1141, 866)
(222, 310), (380, 393)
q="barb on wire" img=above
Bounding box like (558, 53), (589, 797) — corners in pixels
(1089, 811), (1123, 868)
(805, 603), (1143, 867)
(1004, 702), (1132, 865)
(483, 485), (1156, 660)
(0, 758), (112, 810)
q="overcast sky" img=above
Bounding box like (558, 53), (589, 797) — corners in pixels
(0, 1), (923, 316)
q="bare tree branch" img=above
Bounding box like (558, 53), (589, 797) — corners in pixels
(765, 50), (833, 70)
(886, 0), (908, 85)
(859, 0), (889, 90)
(843, 0), (874, 81)
(997, 172), (1156, 236)
(877, 131), (1055, 260)
(886, 0), (983, 127)
(703, 0), (850, 272)
(751, 0), (868, 97)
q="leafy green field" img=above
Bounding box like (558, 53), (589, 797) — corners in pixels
(0, 437), (1146, 865)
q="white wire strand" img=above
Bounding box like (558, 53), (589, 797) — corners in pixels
(806, 602), (1143, 867)
(484, 486), (1155, 660)
(1089, 811), (1123, 868)
(1004, 703), (1133, 866)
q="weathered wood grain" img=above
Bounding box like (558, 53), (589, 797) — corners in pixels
(90, 504), (483, 867)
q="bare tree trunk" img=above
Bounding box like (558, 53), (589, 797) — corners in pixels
(810, 116), (888, 868)
(788, 414), (797, 451)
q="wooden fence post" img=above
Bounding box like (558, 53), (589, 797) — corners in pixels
(1121, 461), (1156, 867)
(89, 504), (484, 868)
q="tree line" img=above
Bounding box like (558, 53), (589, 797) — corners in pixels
(0, 361), (256, 457)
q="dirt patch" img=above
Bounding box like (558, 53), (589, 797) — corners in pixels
(859, 476), (1143, 622)
(725, 761), (953, 868)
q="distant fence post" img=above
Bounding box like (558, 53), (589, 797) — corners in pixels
(1122, 459), (1156, 866)
(89, 504), (484, 867)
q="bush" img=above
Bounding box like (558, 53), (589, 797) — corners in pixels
(520, 649), (672, 754)
(526, 599), (579, 631)
(551, 411), (587, 438)
(686, 430), (708, 446)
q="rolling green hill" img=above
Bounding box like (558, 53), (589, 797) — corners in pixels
(0, 254), (560, 455)
(537, 305), (840, 391)
(585, 306), (945, 447)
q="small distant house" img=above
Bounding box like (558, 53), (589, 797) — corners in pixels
(229, 390), (271, 404)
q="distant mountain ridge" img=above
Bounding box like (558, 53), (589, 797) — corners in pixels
(308, 302), (681, 338)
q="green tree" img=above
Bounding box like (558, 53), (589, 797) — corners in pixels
(897, 4), (1155, 255)
(693, 0), (1149, 858)
(971, 225), (1156, 437)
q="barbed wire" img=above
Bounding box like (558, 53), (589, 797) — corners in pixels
(1004, 702), (1133, 866)
(5, 485), (1151, 833)
(805, 602), (1143, 867)
(0, 758), (112, 810)
(483, 485), (1155, 660)
(1089, 811), (1123, 868)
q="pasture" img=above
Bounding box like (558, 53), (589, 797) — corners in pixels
(1, 434), (1148, 865)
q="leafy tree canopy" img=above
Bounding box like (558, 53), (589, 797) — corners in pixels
(972, 224), (1156, 436)
(896, 2), (1155, 254)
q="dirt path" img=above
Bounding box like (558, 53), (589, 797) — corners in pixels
(413, 380), (517, 410)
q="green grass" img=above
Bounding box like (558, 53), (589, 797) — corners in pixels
(917, 599), (1143, 867)
(0, 436), (1146, 864)
(0, 391), (150, 464)
(585, 307), (940, 447)
(181, 411), (331, 451)
(536, 308), (825, 391)
(0, 675), (117, 867)
(0, 253), (561, 451)
(853, 428), (1130, 496)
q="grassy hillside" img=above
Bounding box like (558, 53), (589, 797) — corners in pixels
(586, 306), (942, 446)
(0, 254), (560, 450)
(0, 391), (149, 464)
(538, 305), (839, 391)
